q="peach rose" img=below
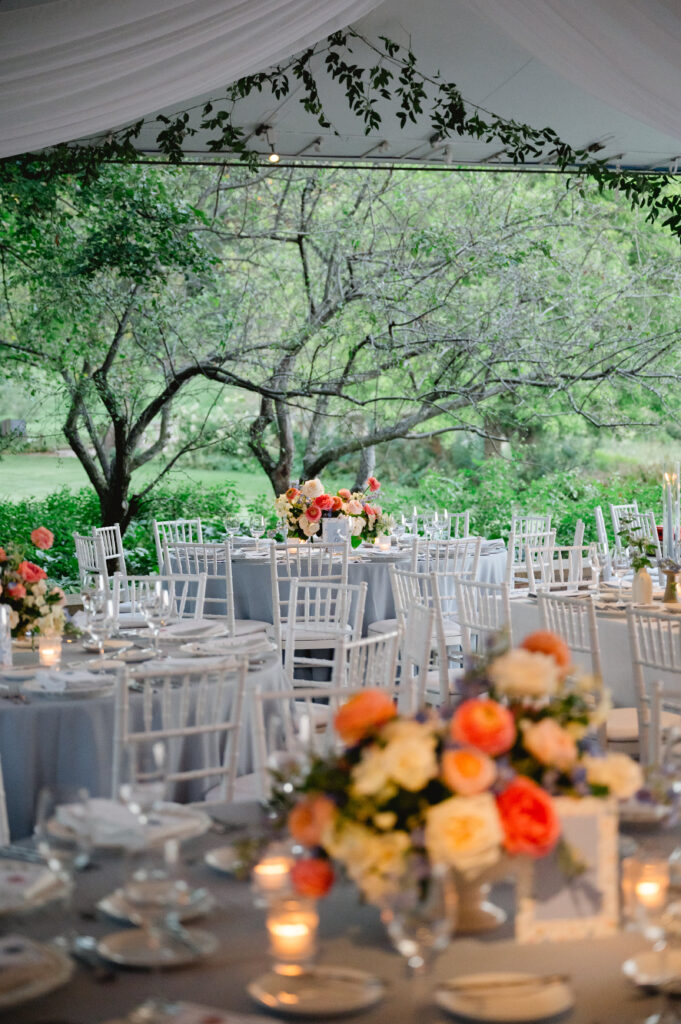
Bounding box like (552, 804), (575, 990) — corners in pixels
(367, 476), (380, 492)
(522, 718), (577, 773)
(288, 795), (337, 847)
(291, 858), (335, 898)
(442, 747), (497, 796)
(346, 500), (362, 515)
(30, 527), (54, 551)
(7, 582), (26, 599)
(521, 631), (571, 671)
(305, 504), (322, 522)
(496, 777), (561, 858)
(451, 698), (516, 757)
(17, 561), (47, 583)
(50, 586), (67, 607)
(0, 548), (6, 562)
(335, 689), (397, 745)
(338, 489), (352, 500)
(330, 496), (343, 511)
(285, 487), (300, 501)
(364, 504), (378, 518)
(314, 494), (335, 511)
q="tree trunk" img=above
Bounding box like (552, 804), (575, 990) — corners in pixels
(483, 420), (511, 459)
(353, 445), (376, 491)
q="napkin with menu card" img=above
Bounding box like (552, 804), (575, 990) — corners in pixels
(126, 1003), (277, 1024)
(0, 936), (53, 994)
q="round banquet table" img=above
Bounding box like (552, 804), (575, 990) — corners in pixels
(0, 644), (285, 842)
(231, 540), (508, 634)
(4, 799), (673, 1024)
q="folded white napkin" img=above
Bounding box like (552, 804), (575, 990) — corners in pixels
(189, 634), (271, 655)
(117, 613), (148, 629)
(137, 656), (236, 674)
(159, 619), (225, 640)
(32, 669), (110, 693)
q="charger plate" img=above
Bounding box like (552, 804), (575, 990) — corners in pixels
(248, 966), (385, 1017)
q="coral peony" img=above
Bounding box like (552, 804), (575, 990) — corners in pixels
(314, 494), (335, 511)
(285, 487), (300, 501)
(30, 527), (54, 551)
(441, 747), (497, 796)
(305, 504), (322, 522)
(17, 561), (47, 583)
(496, 777), (561, 858)
(521, 631), (571, 671)
(338, 489), (352, 500)
(330, 495), (343, 511)
(335, 689), (397, 745)
(7, 582), (26, 599)
(288, 795), (337, 847)
(451, 698), (516, 757)
(291, 857), (335, 898)
(364, 504), (378, 518)
(367, 476), (380, 492)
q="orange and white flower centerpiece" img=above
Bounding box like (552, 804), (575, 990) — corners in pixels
(275, 476), (393, 545)
(0, 528), (66, 637)
(283, 631), (641, 910)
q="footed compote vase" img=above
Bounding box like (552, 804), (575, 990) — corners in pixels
(380, 861), (458, 975)
(455, 857), (513, 934)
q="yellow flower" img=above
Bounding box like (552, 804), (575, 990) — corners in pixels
(424, 793), (503, 878)
(351, 745), (390, 797)
(489, 649), (561, 699)
(380, 719), (439, 792)
(583, 753), (643, 800)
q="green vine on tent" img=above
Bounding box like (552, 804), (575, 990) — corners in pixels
(3, 28), (681, 242)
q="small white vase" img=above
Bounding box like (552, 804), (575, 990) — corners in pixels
(632, 567), (653, 605)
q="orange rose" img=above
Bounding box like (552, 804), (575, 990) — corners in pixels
(451, 699), (516, 756)
(285, 487), (300, 501)
(17, 561), (46, 583)
(291, 858), (335, 898)
(496, 777), (561, 858)
(314, 494), (335, 511)
(338, 489), (352, 500)
(334, 689), (397, 745)
(305, 504), (322, 522)
(521, 631), (571, 671)
(330, 496), (343, 511)
(7, 582), (26, 599)
(367, 476), (380, 492)
(288, 795), (337, 847)
(441, 747), (497, 796)
(30, 527), (54, 551)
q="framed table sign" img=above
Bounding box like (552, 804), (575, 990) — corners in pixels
(515, 796), (619, 942)
(322, 518), (349, 543)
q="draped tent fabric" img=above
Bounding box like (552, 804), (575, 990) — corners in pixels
(0, 0), (383, 159)
(466, 0), (681, 148)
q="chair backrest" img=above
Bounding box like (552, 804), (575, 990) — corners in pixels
(444, 511), (471, 539)
(627, 606), (681, 763)
(430, 571), (466, 706)
(0, 755), (8, 845)
(113, 657), (247, 803)
(650, 680), (681, 769)
(594, 506), (612, 580)
(530, 542), (590, 594)
(401, 602), (435, 710)
(270, 541), (349, 646)
(454, 578), (511, 660)
(411, 536), (482, 577)
(250, 685), (348, 801)
(573, 519), (585, 547)
(331, 629), (403, 704)
(390, 566), (435, 624)
(93, 524), (127, 578)
(523, 532), (557, 595)
(283, 579), (367, 685)
(506, 514), (553, 590)
(619, 510), (662, 562)
(537, 592), (602, 677)
(112, 573), (207, 621)
(153, 518), (204, 572)
(610, 502), (639, 552)
(164, 541), (235, 630)
(73, 531), (109, 590)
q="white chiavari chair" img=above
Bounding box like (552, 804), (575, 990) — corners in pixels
(537, 592), (602, 677)
(443, 511), (471, 539)
(401, 602), (436, 710)
(411, 536), (482, 578)
(572, 519), (585, 547)
(93, 523), (127, 579)
(283, 579), (367, 686)
(0, 756), (8, 845)
(523, 532), (557, 595)
(594, 506), (612, 581)
(529, 542), (592, 595)
(332, 628), (403, 704)
(454, 578), (511, 660)
(610, 502), (639, 552)
(112, 572), (207, 621)
(74, 531), (109, 590)
(619, 510), (662, 559)
(164, 540), (270, 635)
(618, 607), (681, 763)
(430, 571), (466, 706)
(113, 657), (247, 804)
(649, 680), (681, 769)
(153, 518), (204, 572)
(506, 514), (553, 592)
(270, 541), (349, 649)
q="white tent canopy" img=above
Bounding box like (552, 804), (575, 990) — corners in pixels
(2, 0), (681, 170)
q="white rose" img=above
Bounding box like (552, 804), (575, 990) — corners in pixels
(274, 495), (290, 515)
(299, 514), (320, 538)
(583, 753), (643, 800)
(301, 478), (324, 499)
(488, 648), (561, 700)
(380, 719), (439, 792)
(424, 793), (503, 878)
(348, 515), (364, 536)
(351, 746), (391, 797)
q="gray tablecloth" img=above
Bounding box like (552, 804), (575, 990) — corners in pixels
(5, 800), (672, 1024)
(1, 646), (285, 841)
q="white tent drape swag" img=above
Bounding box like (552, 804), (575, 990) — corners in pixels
(0, 0), (382, 160)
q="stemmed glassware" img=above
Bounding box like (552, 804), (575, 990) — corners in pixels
(119, 740), (167, 827)
(588, 542), (608, 600)
(249, 514), (266, 553)
(140, 584), (174, 653)
(612, 547), (632, 608)
(380, 860), (457, 976)
(224, 515), (240, 541)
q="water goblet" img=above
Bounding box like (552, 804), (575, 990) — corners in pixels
(612, 548), (632, 608)
(140, 585), (173, 653)
(119, 740), (167, 826)
(224, 515), (240, 541)
(588, 542), (603, 599)
(250, 514), (266, 553)
(380, 860), (457, 976)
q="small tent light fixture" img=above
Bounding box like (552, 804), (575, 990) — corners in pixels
(443, 144), (453, 164)
(255, 123), (281, 163)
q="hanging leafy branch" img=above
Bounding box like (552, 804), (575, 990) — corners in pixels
(3, 28), (681, 241)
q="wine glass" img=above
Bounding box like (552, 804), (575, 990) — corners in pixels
(34, 786), (92, 889)
(380, 861), (457, 976)
(224, 515), (240, 541)
(612, 547), (632, 608)
(250, 514), (265, 553)
(120, 740), (167, 826)
(588, 542), (605, 600)
(87, 598), (115, 660)
(140, 584), (174, 653)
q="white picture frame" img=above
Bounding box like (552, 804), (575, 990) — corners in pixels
(322, 517), (349, 543)
(515, 796), (619, 942)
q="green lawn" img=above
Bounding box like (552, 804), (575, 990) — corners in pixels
(0, 454), (272, 504)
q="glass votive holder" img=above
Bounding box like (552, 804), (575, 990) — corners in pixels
(376, 537), (391, 551)
(622, 857), (670, 939)
(252, 842), (294, 907)
(38, 634), (62, 669)
(266, 898), (319, 969)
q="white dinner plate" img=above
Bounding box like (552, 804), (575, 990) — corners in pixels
(248, 966), (385, 1017)
(21, 676), (114, 699)
(622, 948), (681, 989)
(48, 803), (211, 849)
(204, 845), (244, 875)
(435, 973), (574, 1022)
(159, 620), (228, 642)
(0, 939), (73, 1010)
(82, 638), (130, 653)
(97, 926), (219, 968)
(116, 647), (156, 663)
(618, 800), (671, 826)
(97, 886), (214, 924)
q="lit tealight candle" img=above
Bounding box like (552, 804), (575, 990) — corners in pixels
(267, 899), (319, 965)
(377, 537), (391, 551)
(636, 879), (666, 910)
(252, 844), (294, 905)
(622, 857), (670, 933)
(38, 635), (62, 668)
